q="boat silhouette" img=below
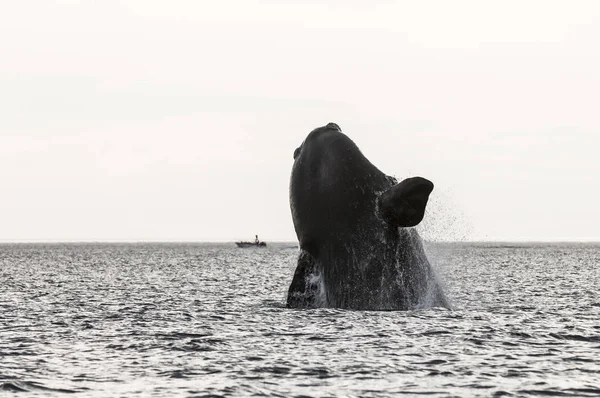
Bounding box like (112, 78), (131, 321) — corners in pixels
(235, 235), (267, 248)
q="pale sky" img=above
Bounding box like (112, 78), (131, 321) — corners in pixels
(1, 1), (599, 242)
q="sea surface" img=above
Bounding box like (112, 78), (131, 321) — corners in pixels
(1, 242), (599, 397)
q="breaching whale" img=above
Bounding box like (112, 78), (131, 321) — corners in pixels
(287, 123), (449, 310)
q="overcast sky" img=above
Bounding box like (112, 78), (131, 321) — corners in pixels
(1, 1), (599, 242)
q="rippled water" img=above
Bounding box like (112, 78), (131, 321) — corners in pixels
(1, 242), (599, 397)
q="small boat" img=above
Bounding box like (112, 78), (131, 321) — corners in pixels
(235, 241), (267, 248)
(235, 235), (267, 248)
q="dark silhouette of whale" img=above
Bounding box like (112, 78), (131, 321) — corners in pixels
(287, 122), (449, 310)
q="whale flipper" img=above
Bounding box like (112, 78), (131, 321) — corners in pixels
(286, 250), (318, 308)
(378, 177), (434, 227)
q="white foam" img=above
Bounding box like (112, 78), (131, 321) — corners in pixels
(306, 270), (328, 307)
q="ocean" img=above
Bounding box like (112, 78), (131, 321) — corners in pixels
(1, 242), (599, 397)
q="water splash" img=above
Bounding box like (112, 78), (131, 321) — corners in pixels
(417, 187), (473, 242)
(307, 270), (327, 307)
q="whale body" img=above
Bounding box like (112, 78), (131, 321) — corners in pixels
(287, 122), (449, 310)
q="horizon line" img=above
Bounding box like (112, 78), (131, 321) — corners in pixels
(0, 238), (599, 244)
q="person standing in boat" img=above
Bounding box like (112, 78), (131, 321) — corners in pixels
(255, 235), (259, 245)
